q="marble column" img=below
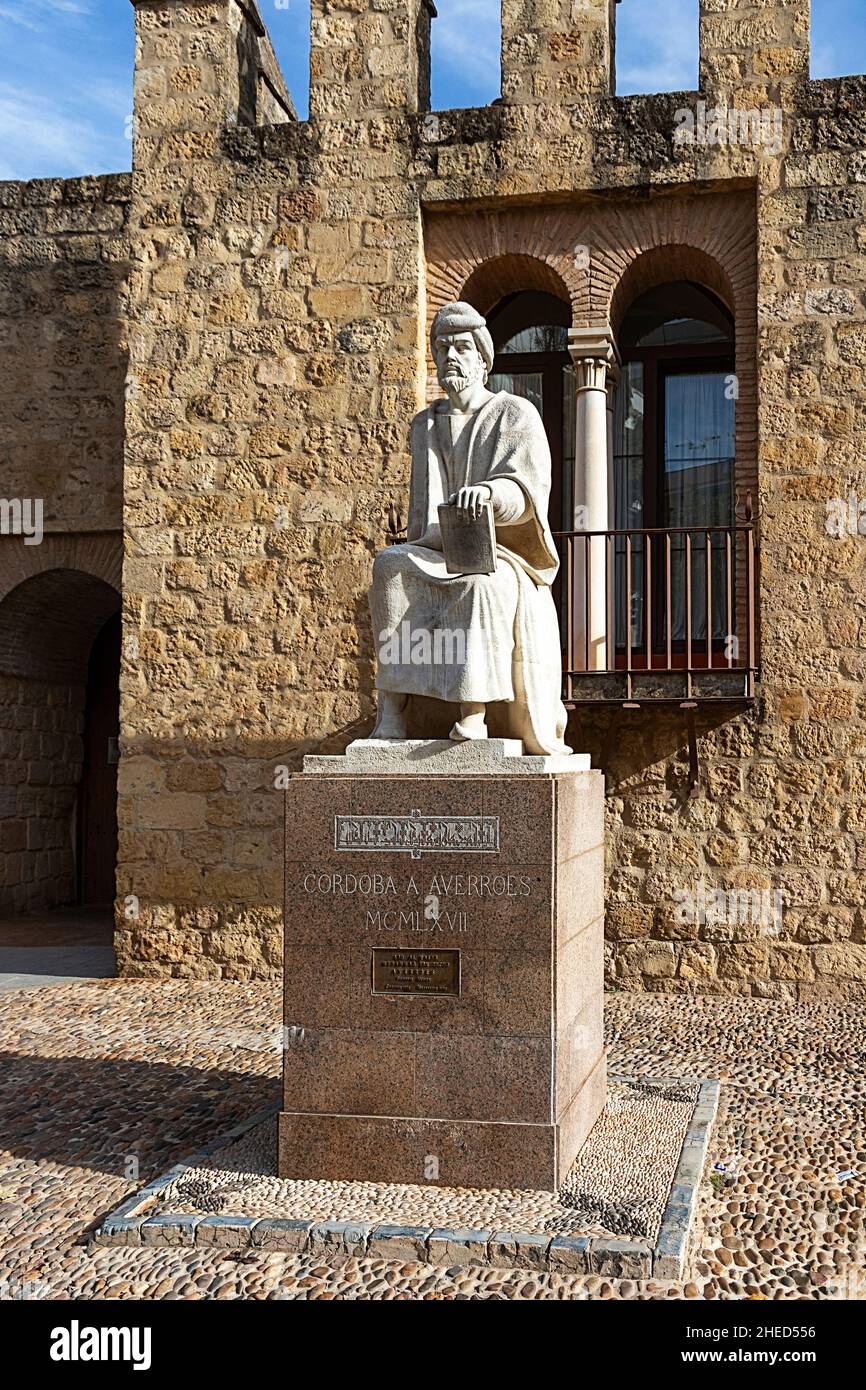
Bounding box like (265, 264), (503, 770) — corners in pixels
(568, 326), (620, 672)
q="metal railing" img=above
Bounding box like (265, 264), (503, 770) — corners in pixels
(553, 524), (759, 705)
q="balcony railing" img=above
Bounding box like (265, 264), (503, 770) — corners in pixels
(553, 524), (759, 705)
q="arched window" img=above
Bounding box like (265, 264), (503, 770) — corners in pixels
(613, 280), (736, 649)
(487, 291), (574, 532)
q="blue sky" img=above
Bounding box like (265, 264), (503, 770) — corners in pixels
(0, 0), (864, 180)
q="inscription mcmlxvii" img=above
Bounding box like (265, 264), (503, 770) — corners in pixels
(335, 809), (499, 860)
(372, 947), (461, 997)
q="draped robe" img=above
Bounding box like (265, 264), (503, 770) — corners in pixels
(369, 390), (570, 757)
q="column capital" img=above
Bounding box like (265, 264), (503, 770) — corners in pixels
(568, 325), (620, 392)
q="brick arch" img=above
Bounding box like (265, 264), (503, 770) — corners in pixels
(460, 254), (572, 320)
(594, 210), (757, 500)
(585, 195), (755, 332)
(0, 568), (120, 682)
(424, 207), (593, 385)
(607, 244), (736, 336)
(424, 191), (757, 491)
(0, 533), (122, 607)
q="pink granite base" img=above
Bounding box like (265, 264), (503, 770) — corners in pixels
(280, 767), (605, 1192)
(278, 1050), (607, 1190)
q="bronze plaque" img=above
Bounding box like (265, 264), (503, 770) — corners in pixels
(371, 947), (461, 997)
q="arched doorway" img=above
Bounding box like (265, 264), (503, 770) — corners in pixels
(0, 569), (121, 915)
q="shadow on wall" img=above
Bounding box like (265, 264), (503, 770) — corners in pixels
(0, 254), (129, 535)
(0, 173), (130, 915)
(110, 693), (750, 981)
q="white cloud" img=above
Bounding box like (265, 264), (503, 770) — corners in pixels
(0, 6), (42, 30)
(0, 0), (91, 26)
(0, 0), (131, 180)
(0, 80), (126, 180)
(431, 0), (502, 106)
(615, 0), (700, 95)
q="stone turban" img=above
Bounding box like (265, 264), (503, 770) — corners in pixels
(430, 301), (495, 373)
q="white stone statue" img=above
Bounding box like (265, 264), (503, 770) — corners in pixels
(368, 301), (571, 757)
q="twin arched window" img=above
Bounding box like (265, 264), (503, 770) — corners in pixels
(486, 281), (736, 650)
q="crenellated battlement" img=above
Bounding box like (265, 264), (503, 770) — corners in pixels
(309, 0), (436, 119)
(501, 0), (616, 103)
(699, 0), (811, 100)
(130, 0), (295, 142)
(129, 0), (815, 143)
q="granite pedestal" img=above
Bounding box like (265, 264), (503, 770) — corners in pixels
(278, 740), (606, 1192)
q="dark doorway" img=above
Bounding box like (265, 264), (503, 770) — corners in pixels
(79, 613), (120, 905)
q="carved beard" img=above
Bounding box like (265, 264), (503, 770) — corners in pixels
(438, 353), (486, 393)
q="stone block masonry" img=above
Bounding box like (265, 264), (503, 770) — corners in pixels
(0, 172), (128, 909)
(114, 0), (866, 995)
(0, 675), (84, 914)
(1, 0), (864, 997)
(0, 174), (131, 535)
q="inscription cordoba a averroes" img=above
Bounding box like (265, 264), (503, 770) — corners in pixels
(335, 808), (499, 860)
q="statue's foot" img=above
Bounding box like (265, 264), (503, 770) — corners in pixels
(371, 721), (408, 741)
(449, 712), (488, 742)
(371, 692), (408, 741)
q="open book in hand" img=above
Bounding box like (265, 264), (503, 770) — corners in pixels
(437, 499), (498, 576)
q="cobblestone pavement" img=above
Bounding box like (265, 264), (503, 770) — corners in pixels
(0, 980), (864, 1301)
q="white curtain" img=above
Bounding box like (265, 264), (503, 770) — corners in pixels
(665, 373), (735, 643)
(613, 364), (645, 648)
(612, 367), (735, 652)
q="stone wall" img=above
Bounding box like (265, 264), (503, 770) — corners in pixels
(0, 173), (131, 534)
(116, 0), (425, 978)
(0, 174), (128, 915)
(64, 0), (866, 996)
(501, 0), (616, 103)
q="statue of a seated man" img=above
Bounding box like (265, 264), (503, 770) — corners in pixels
(368, 300), (570, 757)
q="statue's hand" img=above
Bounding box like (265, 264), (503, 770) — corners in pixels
(449, 484), (492, 521)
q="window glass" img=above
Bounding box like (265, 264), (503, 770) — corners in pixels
(612, 362), (646, 649)
(620, 281), (733, 349)
(614, 281), (736, 653)
(664, 372), (735, 518)
(498, 325), (569, 354)
(636, 317), (728, 347)
(613, 362), (645, 529)
(561, 363), (576, 525)
(665, 372), (735, 642)
(488, 371), (543, 417)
